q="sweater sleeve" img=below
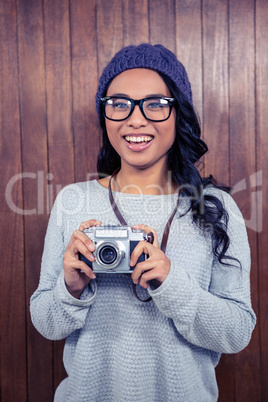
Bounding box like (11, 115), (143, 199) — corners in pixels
(148, 191), (256, 353)
(30, 189), (97, 341)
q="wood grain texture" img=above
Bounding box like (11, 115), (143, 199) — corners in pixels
(229, 1), (261, 401)
(70, 0), (100, 182)
(202, 1), (234, 400)
(256, 0), (268, 400)
(122, 0), (149, 45)
(96, 0), (124, 75)
(150, 0), (176, 52)
(175, 0), (203, 133)
(202, 0), (230, 183)
(16, 0), (54, 400)
(0, 1), (27, 401)
(43, 0), (73, 390)
(43, 0), (74, 188)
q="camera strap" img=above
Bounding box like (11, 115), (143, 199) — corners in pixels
(108, 170), (180, 302)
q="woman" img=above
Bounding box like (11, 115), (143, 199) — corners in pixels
(30, 44), (256, 401)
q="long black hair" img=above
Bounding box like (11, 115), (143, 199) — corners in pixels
(97, 71), (237, 266)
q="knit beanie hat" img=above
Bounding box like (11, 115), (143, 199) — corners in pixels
(95, 43), (192, 118)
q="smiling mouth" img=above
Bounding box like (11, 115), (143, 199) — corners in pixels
(124, 135), (153, 144)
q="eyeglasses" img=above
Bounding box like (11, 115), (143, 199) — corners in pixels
(101, 96), (176, 122)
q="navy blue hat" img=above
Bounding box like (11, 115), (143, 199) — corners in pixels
(96, 43), (192, 118)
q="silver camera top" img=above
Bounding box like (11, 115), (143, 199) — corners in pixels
(83, 225), (148, 240)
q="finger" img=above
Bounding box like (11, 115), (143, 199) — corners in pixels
(138, 270), (161, 289)
(131, 259), (153, 284)
(79, 219), (102, 231)
(64, 244), (95, 266)
(132, 224), (159, 248)
(75, 240), (96, 262)
(78, 261), (96, 280)
(64, 255), (96, 280)
(65, 239), (95, 274)
(72, 229), (96, 252)
(130, 240), (155, 267)
(131, 247), (170, 283)
(132, 259), (169, 288)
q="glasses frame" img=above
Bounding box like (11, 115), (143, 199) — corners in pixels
(101, 96), (176, 122)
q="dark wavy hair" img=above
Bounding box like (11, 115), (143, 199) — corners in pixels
(97, 72), (238, 267)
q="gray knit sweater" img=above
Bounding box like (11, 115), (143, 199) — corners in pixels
(30, 180), (256, 402)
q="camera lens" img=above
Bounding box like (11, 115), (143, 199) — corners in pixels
(99, 245), (117, 265)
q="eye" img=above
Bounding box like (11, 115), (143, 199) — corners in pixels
(107, 98), (131, 110)
(146, 98), (169, 109)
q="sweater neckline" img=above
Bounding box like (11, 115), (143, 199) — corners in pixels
(93, 179), (180, 199)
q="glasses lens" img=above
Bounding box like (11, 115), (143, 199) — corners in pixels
(104, 98), (131, 120)
(143, 98), (171, 121)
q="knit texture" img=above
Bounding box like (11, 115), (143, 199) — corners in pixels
(30, 180), (256, 402)
(95, 43), (193, 118)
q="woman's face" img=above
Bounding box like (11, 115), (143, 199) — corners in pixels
(105, 68), (176, 172)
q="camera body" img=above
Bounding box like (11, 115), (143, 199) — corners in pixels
(79, 225), (148, 273)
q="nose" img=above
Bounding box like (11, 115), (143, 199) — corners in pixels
(126, 104), (148, 128)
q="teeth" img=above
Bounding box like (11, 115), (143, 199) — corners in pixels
(125, 136), (153, 143)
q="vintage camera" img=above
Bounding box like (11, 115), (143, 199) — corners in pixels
(79, 225), (150, 273)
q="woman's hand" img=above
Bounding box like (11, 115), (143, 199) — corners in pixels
(130, 224), (171, 289)
(63, 219), (101, 298)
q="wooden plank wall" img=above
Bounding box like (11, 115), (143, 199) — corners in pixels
(0, 0), (267, 400)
